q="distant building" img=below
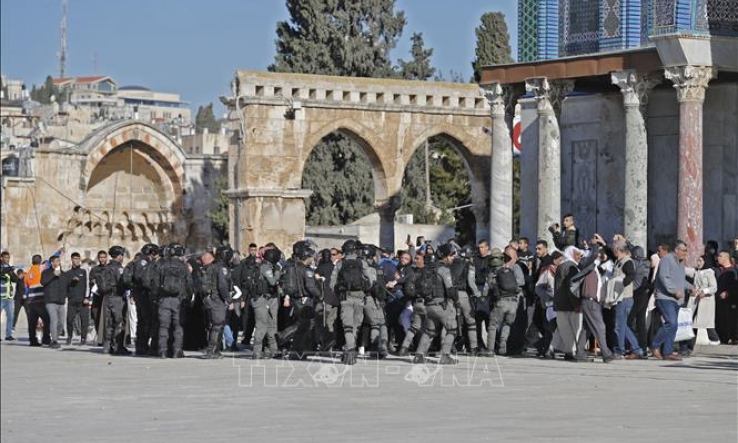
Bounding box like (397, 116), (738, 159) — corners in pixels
(180, 129), (230, 156)
(53, 76), (191, 125)
(517, 0), (737, 61)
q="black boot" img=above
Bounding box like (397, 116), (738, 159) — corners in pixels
(66, 337), (72, 346)
(342, 349), (357, 365)
(438, 354), (458, 365)
(412, 354), (426, 364)
(397, 347), (409, 357)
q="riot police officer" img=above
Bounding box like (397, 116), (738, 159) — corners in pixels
(413, 243), (458, 365)
(329, 239), (375, 365)
(398, 252), (430, 356)
(131, 243), (158, 356)
(451, 246), (481, 354)
(156, 243), (192, 358)
(102, 246), (128, 355)
(200, 249), (232, 359)
(279, 241), (320, 358)
(252, 247), (281, 359)
(362, 244), (389, 359)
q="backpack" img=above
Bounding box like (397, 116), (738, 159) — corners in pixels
(279, 260), (301, 297)
(96, 266), (117, 295)
(415, 265), (442, 301)
(337, 259), (366, 292)
(120, 262), (136, 290)
(159, 260), (185, 296)
(450, 259), (469, 292)
(495, 266), (519, 297)
(239, 259), (265, 298)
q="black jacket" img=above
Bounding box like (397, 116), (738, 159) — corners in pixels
(64, 266), (89, 305)
(316, 261), (338, 306)
(41, 267), (66, 305)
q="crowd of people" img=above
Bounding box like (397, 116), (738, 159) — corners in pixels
(1, 215), (737, 366)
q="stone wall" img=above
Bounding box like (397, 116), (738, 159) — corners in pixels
(227, 70), (493, 253)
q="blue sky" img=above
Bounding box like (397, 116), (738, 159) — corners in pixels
(1, 0), (517, 114)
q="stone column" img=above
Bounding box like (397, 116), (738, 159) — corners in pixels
(665, 66), (715, 263)
(482, 83), (513, 248)
(525, 77), (572, 245)
(611, 70), (661, 249)
(376, 196), (400, 251)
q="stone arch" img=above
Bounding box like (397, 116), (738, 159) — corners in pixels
(79, 121), (186, 200)
(301, 118), (391, 203)
(402, 124), (491, 240)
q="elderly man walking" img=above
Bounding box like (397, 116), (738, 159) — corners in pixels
(651, 240), (693, 361)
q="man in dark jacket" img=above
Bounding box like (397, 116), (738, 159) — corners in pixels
(0, 251), (19, 341)
(201, 250), (232, 359)
(41, 255), (66, 349)
(93, 246), (128, 355)
(64, 252), (89, 345)
(549, 214), (580, 251)
(315, 249), (338, 352)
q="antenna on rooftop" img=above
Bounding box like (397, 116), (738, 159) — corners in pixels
(57, 0), (68, 78)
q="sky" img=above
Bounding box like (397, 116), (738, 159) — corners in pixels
(0, 0), (517, 115)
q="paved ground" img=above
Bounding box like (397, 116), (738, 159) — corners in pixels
(1, 338), (736, 443)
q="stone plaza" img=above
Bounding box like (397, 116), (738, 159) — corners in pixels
(1, 337), (736, 443)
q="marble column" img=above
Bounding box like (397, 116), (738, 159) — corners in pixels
(483, 83), (513, 248)
(664, 65), (715, 263)
(525, 77), (572, 245)
(611, 70), (661, 249)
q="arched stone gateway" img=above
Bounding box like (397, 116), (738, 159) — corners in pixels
(0, 120), (225, 264)
(59, 121), (191, 255)
(224, 70), (500, 252)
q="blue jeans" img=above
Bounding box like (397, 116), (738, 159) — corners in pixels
(614, 297), (642, 355)
(652, 299), (680, 356)
(223, 324), (234, 348)
(1, 299), (14, 338)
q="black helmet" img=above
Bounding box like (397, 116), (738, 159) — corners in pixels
(425, 253), (438, 267)
(341, 239), (361, 254)
(263, 248), (282, 265)
(108, 245), (125, 258)
(216, 245), (234, 263)
(436, 243), (455, 259)
(361, 244), (378, 260)
(141, 243), (159, 256)
(293, 242), (315, 261)
(458, 246), (474, 259)
(169, 243), (185, 257)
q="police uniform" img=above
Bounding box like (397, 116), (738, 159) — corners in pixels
(363, 259), (388, 357)
(329, 252), (375, 364)
(157, 257), (192, 357)
(102, 260), (126, 354)
(252, 261), (280, 359)
(414, 263), (458, 363)
(484, 263), (524, 355)
(131, 256), (154, 355)
(281, 259), (320, 356)
(201, 260), (231, 358)
(450, 257), (480, 352)
(144, 257), (163, 355)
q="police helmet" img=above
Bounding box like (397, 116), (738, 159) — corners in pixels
(361, 244), (378, 260)
(263, 248), (282, 265)
(436, 243), (456, 260)
(169, 243), (185, 257)
(458, 246), (474, 259)
(341, 239), (361, 254)
(108, 245), (126, 258)
(489, 248), (504, 267)
(216, 245), (234, 263)
(141, 243), (159, 256)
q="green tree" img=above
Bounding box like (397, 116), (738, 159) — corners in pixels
(30, 75), (58, 104)
(273, 0), (407, 225)
(270, 0), (406, 78)
(208, 174), (230, 244)
(195, 103), (219, 133)
(398, 32), (435, 80)
(471, 12), (514, 83)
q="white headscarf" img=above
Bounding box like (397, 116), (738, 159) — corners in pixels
(562, 246), (582, 264)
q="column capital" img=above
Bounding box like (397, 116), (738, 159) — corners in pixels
(481, 83), (506, 117)
(525, 77), (573, 116)
(611, 70), (662, 110)
(664, 65), (716, 102)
